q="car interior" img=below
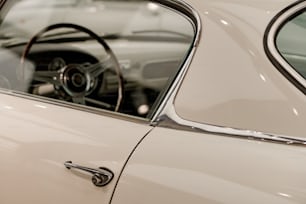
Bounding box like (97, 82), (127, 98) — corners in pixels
(0, 0), (195, 118)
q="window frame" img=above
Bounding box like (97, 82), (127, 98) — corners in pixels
(0, 0), (200, 122)
(265, 0), (306, 94)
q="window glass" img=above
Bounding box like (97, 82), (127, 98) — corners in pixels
(276, 11), (306, 79)
(0, 0), (194, 118)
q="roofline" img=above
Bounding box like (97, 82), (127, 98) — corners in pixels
(152, 0), (306, 147)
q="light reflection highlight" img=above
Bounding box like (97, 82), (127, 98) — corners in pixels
(259, 74), (266, 82)
(220, 19), (229, 26)
(278, 192), (292, 198)
(34, 104), (47, 109)
(248, 49), (255, 57)
(147, 2), (159, 12)
(292, 108), (299, 116)
(85, 7), (98, 13)
(3, 106), (13, 110)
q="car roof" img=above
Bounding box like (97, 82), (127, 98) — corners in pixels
(156, 0), (301, 54)
(181, 0), (298, 30)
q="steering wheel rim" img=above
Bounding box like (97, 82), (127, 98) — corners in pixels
(21, 23), (124, 112)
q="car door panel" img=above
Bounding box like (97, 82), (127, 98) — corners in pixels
(111, 127), (306, 204)
(0, 93), (152, 204)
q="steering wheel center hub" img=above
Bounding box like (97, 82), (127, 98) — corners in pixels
(61, 64), (91, 97)
(71, 72), (86, 88)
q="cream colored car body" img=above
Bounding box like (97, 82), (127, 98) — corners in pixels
(0, 0), (305, 204)
(112, 1), (306, 203)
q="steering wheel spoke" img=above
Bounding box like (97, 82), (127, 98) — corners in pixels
(87, 56), (112, 78)
(33, 70), (61, 86)
(85, 97), (113, 109)
(72, 96), (113, 109)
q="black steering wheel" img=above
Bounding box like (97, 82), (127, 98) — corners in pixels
(21, 23), (123, 112)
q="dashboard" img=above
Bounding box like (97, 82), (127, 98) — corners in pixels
(2, 37), (191, 117)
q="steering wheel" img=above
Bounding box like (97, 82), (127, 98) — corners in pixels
(21, 23), (123, 112)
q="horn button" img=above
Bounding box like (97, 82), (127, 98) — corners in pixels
(61, 64), (92, 97)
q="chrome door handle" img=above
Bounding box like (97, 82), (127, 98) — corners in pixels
(64, 161), (114, 187)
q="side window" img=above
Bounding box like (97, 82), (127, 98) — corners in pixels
(276, 11), (306, 79)
(0, 0), (194, 118)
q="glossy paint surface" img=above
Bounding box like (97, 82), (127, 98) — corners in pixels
(0, 0), (305, 204)
(0, 93), (152, 204)
(112, 1), (306, 204)
(112, 127), (306, 204)
(174, 0), (306, 137)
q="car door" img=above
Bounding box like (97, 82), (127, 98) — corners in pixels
(111, 0), (306, 202)
(112, 126), (306, 204)
(0, 92), (152, 204)
(0, 0), (196, 203)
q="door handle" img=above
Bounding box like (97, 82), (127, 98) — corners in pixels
(64, 161), (114, 187)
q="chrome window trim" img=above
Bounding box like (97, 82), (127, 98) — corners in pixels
(156, 105), (306, 147)
(265, 1), (306, 92)
(151, 0), (201, 121)
(152, 0), (306, 147)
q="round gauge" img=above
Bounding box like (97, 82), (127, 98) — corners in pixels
(48, 57), (66, 71)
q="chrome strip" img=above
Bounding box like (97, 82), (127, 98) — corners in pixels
(151, 0), (202, 121)
(157, 105), (306, 146)
(152, 0), (306, 147)
(266, 1), (306, 89)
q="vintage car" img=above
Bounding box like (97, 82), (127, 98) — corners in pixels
(0, 0), (305, 203)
